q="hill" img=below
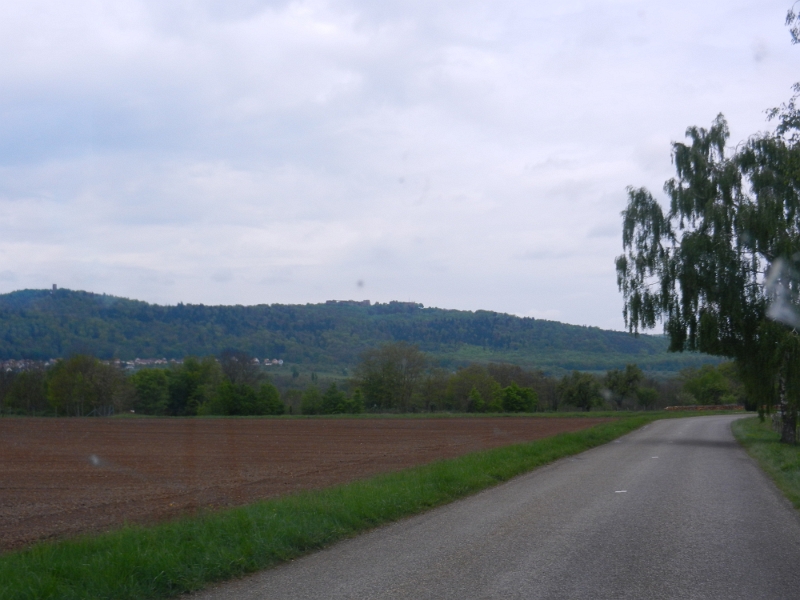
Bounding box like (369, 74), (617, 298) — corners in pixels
(0, 289), (717, 375)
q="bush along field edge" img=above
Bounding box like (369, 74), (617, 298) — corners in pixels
(0, 415), (679, 600)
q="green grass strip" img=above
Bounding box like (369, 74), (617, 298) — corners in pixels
(1, 414), (669, 600)
(732, 416), (800, 509)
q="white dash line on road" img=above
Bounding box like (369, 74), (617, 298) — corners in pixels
(615, 490), (627, 493)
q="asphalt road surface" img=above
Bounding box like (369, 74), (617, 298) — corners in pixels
(193, 415), (800, 599)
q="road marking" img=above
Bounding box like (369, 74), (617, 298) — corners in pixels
(615, 490), (627, 493)
(652, 456), (659, 459)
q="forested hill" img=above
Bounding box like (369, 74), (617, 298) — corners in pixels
(0, 289), (715, 374)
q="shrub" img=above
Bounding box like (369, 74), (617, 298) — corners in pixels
(501, 382), (538, 412)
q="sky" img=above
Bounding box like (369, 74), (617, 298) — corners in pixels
(0, 0), (796, 331)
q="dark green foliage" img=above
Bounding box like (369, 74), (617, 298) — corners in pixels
(300, 386), (322, 415)
(446, 364), (501, 412)
(130, 369), (170, 415)
(317, 383), (362, 414)
(321, 383), (348, 414)
(0, 370), (14, 413)
(198, 380), (253, 415)
(681, 366), (730, 405)
(153, 351), (287, 417)
(353, 342), (427, 412)
(418, 368), (450, 412)
(468, 386), (486, 412)
(353, 351), (545, 414)
(282, 389), (302, 415)
(557, 371), (602, 411)
(604, 364), (643, 410)
(0, 289), (714, 374)
(501, 382), (538, 413)
(616, 116), (746, 352)
(197, 381), (285, 417)
(47, 355), (132, 416)
(257, 382), (285, 415)
(0, 350), (702, 416)
(350, 388), (365, 413)
(4, 368), (48, 414)
(679, 363), (744, 406)
(635, 387), (659, 410)
(166, 356), (222, 416)
(126, 352), (288, 417)
(489, 363), (558, 410)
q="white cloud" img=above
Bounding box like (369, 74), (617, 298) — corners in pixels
(0, 0), (796, 330)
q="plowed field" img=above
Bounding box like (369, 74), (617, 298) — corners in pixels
(0, 416), (612, 552)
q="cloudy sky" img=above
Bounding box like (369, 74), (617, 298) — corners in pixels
(0, 0), (795, 330)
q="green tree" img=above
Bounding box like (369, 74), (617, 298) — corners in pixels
(353, 342), (427, 412)
(300, 386), (322, 415)
(5, 369), (48, 414)
(604, 364), (643, 410)
(419, 369), (450, 412)
(485, 386), (504, 413)
(47, 355), (130, 416)
(468, 386), (486, 413)
(679, 363), (744, 406)
(257, 382), (285, 415)
(321, 382), (348, 414)
(167, 356), (222, 416)
(680, 365), (730, 405)
(198, 380), (252, 415)
(199, 379), (285, 416)
(557, 371), (602, 412)
(345, 388), (365, 414)
(636, 387), (659, 410)
(282, 389), (302, 415)
(0, 370), (14, 414)
(615, 108), (800, 441)
(717, 361), (748, 406)
(488, 363), (557, 411)
(446, 364), (499, 412)
(501, 382), (538, 413)
(130, 368), (170, 415)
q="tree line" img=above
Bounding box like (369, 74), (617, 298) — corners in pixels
(0, 342), (746, 417)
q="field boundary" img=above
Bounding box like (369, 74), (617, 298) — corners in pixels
(0, 412), (731, 600)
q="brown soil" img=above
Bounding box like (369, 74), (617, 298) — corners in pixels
(0, 416), (612, 552)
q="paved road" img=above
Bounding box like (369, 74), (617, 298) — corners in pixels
(193, 416), (800, 599)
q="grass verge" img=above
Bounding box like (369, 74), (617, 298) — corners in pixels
(0, 414), (669, 600)
(732, 416), (800, 509)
